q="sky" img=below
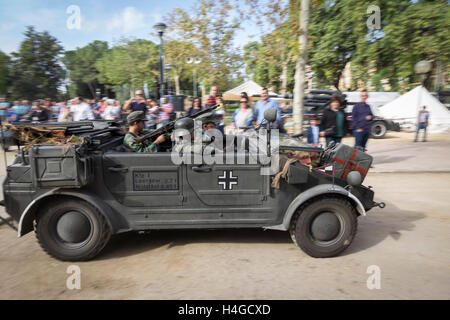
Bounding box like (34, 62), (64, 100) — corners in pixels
(0, 0), (265, 54)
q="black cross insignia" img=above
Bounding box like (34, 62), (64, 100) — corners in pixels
(218, 170), (238, 190)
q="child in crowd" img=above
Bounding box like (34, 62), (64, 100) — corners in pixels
(306, 116), (320, 146)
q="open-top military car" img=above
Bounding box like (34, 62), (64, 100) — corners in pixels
(1, 110), (384, 261)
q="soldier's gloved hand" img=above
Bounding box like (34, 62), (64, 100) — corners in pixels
(154, 134), (166, 145)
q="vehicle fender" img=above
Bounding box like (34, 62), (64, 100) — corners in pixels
(17, 189), (130, 237)
(265, 184), (366, 231)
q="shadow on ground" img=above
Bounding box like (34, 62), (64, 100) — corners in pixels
(373, 156), (410, 165)
(98, 201), (425, 260)
(342, 201), (425, 256)
(99, 228), (293, 260)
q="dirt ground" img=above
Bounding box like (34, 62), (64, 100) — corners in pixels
(0, 130), (449, 299)
(0, 171), (449, 300)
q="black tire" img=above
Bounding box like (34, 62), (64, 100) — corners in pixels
(35, 199), (111, 261)
(289, 197), (357, 258)
(370, 121), (387, 139)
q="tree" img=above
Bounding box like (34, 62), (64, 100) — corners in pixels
(164, 40), (197, 95)
(352, 0), (449, 91)
(9, 26), (65, 100)
(0, 51), (10, 96)
(62, 41), (109, 98)
(96, 39), (159, 97)
(167, 0), (243, 92)
(293, 0), (310, 134)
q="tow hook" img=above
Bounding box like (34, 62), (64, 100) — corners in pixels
(373, 202), (386, 209)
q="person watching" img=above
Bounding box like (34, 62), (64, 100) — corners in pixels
(124, 90), (147, 115)
(320, 95), (349, 146)
(232, 96), (254, 134)
(205, 85), (218, 107)
(70, 97), (94, 121)
(352, 90), (373, 151)
(187, 97), (203, 117)
(252, 87), (283, 129)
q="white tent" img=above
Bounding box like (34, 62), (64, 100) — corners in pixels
(223, 80), (278, 101)
(344, 91), (400, 116)
(378, 86), (450, 133)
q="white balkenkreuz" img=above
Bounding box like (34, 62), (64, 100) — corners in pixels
(218, 170), (238, 190)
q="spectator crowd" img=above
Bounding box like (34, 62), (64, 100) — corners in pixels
(0, 90), (178, 130)
(2, 86), (418, 150)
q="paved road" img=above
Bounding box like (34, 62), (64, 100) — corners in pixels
(0, 172), (448, 299)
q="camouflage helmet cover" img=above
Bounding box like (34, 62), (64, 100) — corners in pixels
(127, 111), (146, 125)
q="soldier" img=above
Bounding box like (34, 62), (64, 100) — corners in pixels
(123, 111), (166, 152)
(173, 114), (222, 154)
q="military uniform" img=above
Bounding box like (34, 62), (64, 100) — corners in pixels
(123, 111), (159, 153)
(123, 131), (159, 152)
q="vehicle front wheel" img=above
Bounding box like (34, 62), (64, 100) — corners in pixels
(36, 199), (111, 261)
(289, 197), (357, 258)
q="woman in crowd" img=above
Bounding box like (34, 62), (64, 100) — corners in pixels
(319, 95), (349, 146)
(102, 99), (121, 120)
(57, 102), (71, 122)
(158, 97), (174, 127)
(231, 96), (254, 134)
(186, 97), (203, 117)
(215, 96), (226, 134)
(146, 99), (159, 130)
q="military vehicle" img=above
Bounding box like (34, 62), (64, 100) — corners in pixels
(0, 110), (384, 261)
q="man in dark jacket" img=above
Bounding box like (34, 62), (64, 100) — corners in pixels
(22, 100), (52, 122)
(320, 95), (349, 146)
(352, 90), (373, 150)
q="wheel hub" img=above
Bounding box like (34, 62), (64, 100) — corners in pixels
(311, 212), (341, 241)
(56, 211), (91, 243)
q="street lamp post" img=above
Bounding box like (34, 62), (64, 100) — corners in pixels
(165, 63), (173, 96)
(154, 22), (167, 102)
(186, 56), (201, 97)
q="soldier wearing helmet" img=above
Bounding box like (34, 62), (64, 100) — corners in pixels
(123, 111), (166, 152)
(173, 113), (222, 154)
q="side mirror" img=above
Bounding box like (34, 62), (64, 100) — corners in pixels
(264, 108), (277, 123)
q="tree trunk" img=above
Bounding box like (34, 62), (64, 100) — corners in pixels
(87, 82), (96, 99)
(293, 0), (310, 135)
(174, 70), (181, 95)
(281, 61), (288, 95)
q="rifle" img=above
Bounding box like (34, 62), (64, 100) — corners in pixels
(135, 103), (219, 144)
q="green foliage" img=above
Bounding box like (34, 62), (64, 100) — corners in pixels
(167, 0), (243, 92)
(9, 26), (65, 100)
(0, 51), (10, 95)
(62, 41), (109, 98)
(96, 39), (160, 96)
(354, 0), (450, 91)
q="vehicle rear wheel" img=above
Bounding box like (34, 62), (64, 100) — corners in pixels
(36, 199), (111, 261)
(289, 197), (357, 258)
(371, 121), (387, 139)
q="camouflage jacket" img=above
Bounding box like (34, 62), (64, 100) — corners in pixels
(123, 131), (158, 152)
